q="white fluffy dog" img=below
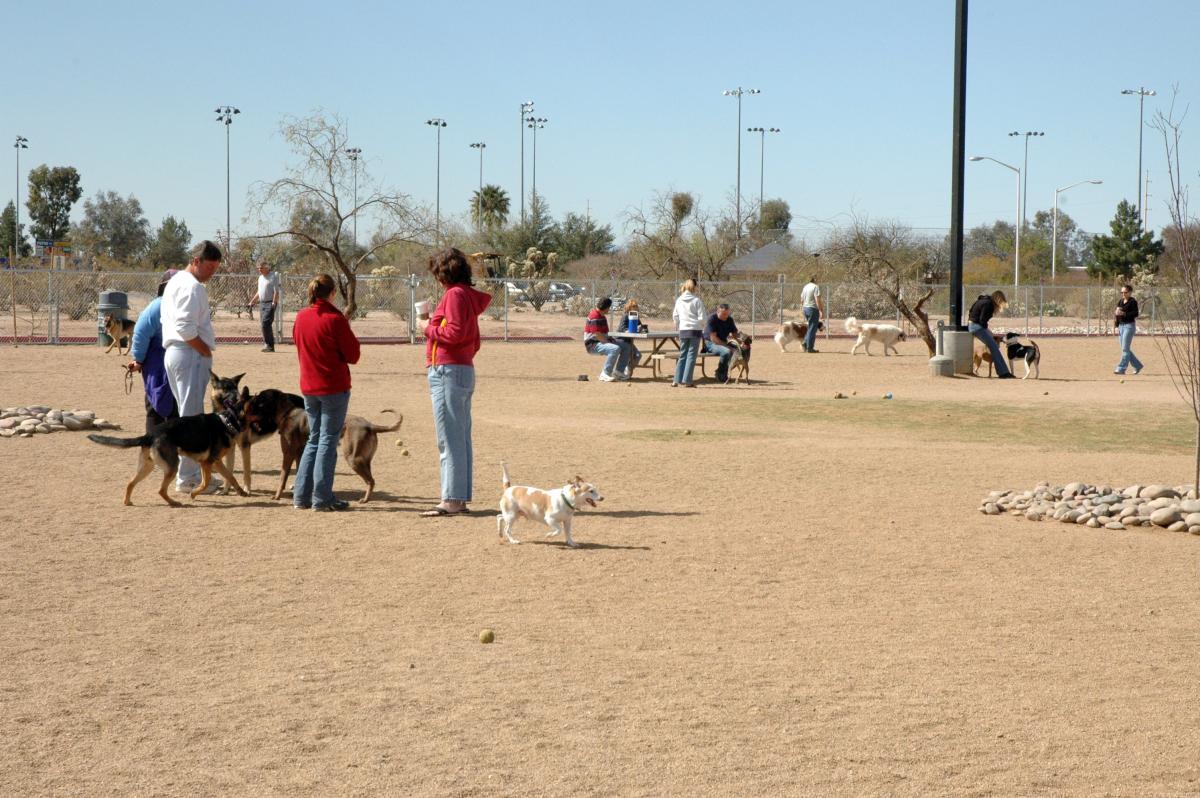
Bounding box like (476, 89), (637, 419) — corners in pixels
(845, 316), (906, 356)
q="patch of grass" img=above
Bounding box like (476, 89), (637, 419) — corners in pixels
(616, 428), (769, 443)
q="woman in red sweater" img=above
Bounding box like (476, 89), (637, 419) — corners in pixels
(420, 248), (492, 517)
(291, 274), (361, 511)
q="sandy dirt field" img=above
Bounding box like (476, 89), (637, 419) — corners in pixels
(2, 334), (1199, 797)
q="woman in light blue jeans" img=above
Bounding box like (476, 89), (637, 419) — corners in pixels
(293, 391), (350, 509)
(427, 365), (475, 505)
(672, 278), (706, 387)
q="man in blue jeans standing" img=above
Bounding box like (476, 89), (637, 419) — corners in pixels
(584, 296), (632, 381)
(800, 276), (824, 353)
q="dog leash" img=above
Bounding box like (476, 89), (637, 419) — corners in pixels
(123, 364), (135, 396)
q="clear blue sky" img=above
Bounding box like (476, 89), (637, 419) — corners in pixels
(6, 0), (1197, 248)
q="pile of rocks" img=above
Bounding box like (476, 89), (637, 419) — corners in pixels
(0, 406), (121, 438)
(980, 482), (1200, 535)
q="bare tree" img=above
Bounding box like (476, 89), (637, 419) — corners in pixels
(1151, 91), (1200, 488)
(825, 216), (940, 355)
(623, 191), (738, 281)
(247, 113), (426, 316)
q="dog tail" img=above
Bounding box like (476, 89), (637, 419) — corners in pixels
(367, 409), (403, 433)
(501, 461), (512, 490)
(844, 315), (860, 333)
(87, 432), (153, 448)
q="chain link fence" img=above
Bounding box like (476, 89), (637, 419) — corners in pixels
(0, 269), (1189, 344)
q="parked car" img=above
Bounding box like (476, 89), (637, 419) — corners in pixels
(548, 281), (584, 301)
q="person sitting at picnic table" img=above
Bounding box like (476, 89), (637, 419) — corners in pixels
(702, 302), (740, 384)
(583, 297), (632, 382)
(614, 298), (644, 375)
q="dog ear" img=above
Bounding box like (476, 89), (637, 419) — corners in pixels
(209, 370), (218, 384)
(232, 373), (245, 387)
(572, 475), (583, 486)
(241, 386), (250, 399)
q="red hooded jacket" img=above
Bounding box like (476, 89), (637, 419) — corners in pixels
(424, 283), (493, 367)
(293, 298), (361, 395)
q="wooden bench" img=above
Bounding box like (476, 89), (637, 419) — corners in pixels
(649, 351), (719, 379)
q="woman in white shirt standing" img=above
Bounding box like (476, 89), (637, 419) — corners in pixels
(671, 278), (706, 388)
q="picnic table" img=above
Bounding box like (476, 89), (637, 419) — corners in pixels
(608, 330), (721, 379)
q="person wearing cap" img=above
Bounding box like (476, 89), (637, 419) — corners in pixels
(249, 259), (281, 352)
(127, 269), (180, 434)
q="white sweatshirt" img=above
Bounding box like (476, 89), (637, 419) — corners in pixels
(161, 270), (216, 349)
(672, 292), (707, 331)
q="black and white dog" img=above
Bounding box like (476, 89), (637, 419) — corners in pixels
(1003, 332), (1041, 379)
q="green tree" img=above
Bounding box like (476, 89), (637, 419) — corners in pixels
(146, 216), (192, 267)
(1091, 199), (1164, 278)
(550, 212), (614, 262)
(470, 184), (510, 229)
(490, 194), (557, 259)
(26, 164), (82, 241)
(748, 198), (792, 245)
(0, 202), (33, 257)
(74, 190), (151, 264)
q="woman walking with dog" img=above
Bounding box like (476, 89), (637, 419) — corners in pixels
(672, 278), (706, 387)
(1113, 284), (1144, 375)
(420, 248), (492, 517)
(968, 290), (1016, 380)
(292, 274), (361, 511)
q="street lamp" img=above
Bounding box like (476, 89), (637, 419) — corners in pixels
(214, 105), (240, 252)
(970, 155), (1022, 288)
(526, 117), (548, 205)
(426, 118), (447, 239)
(1051, 179), (1102, 280)
(12, 135), (27, 261)
(345, 147), (362, 248)
(1121, 87), (1156, 228)
(1007, 130), (1043, 225)
(469, 142), (486, 230)
(722, 87), (761, 250)
(519, 100), (534, 223)
(746, 126), (780, 213)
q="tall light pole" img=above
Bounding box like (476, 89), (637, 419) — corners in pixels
(1121, 87), (1156, 228)
(526, 117), (547, 207)
(746, 126), (780, 212)
(214, 106), (240, 252)
(426, 118), (447, 239)
(722, 87), (760, 251)
(519, 100), (534, 223)
(470, 142), (486, 230)
(1051, 179), (1102, 280)
(345, 147), (362, 248)
(970, 155), (1022, 288)
(13, 135), (27, 260)
(1007, 130), (1043, 225)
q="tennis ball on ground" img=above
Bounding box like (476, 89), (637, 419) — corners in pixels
(684, 429), (692, 435)
(479, 629), (495, 644)
(1120, 379), (1125, 384)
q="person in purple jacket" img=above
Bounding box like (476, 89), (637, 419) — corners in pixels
(127, 269), (180, 434)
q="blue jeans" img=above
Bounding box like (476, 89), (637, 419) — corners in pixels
(260, 303), (276, 349)
(428, 365), (475, 502)
(704, 340), (733, 381)
(803, 307), (820, 351)
(1116, 323), (1143, 373)
(294, 391), (350, 508)
(590, 340), (631, 375)
(674, 336), (701, 385)
(163, 344), (213, 487)
(968, 323), (1012, 377)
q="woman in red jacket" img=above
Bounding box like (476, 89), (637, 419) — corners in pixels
(420, 248), (492, 517)
(291, 274), (361, 511)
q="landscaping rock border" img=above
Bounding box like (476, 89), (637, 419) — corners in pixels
(981, 482), (1200, 535)
(0, 406), (120, 439)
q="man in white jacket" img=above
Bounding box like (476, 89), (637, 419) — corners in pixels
(161, 240), (223, 492)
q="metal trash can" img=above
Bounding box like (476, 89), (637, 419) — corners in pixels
(97, 290), (130, 347)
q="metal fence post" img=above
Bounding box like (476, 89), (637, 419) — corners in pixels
(408, 274), (416, 345)
(1038, 282), (1044, 335)
(751, 283), (757, 338)
(777, 274), (784, 326)
(503, 277), (509, 342)
(1086, 285), (1091, 335)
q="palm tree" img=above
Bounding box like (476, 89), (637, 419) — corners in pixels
(471, 184), (510, 229)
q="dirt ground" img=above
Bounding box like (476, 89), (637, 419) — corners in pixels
(2, 334), (1199, 797)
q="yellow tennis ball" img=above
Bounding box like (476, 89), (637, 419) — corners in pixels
(479, 629), (495, 644)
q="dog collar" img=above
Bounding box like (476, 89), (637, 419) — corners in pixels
(219, 411), (241, 436)
(561, 489), (576, 511)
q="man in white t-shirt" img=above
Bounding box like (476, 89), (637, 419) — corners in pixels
(161, 240), (223, 492)
(799, 276), (825, 353)
(251, 260), (280, 352)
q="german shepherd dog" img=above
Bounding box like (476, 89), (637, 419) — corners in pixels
(87, 387), (253, 506)
(103, 314), (137, 354)
(209, 371), (303, 493)
(726, 335), (753, 384)
(247, 388), (403, 503)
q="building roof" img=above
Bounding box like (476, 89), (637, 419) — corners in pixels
(726, 241), (792, 273)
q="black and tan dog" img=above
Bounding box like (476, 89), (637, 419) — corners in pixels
(103, 314), (137, 354)
(726, 335), (753, 384)
(247, 388), (403, 503)
(88, 387), (253, 506)
(210, 371), (303, 493)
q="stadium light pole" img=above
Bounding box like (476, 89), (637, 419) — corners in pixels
(1051, 179), (1102, 280)
(345, 147), (362, 248)
(970, 155), (1022, 288)
(1121, 87), (1156, 228)
(747, 126), (780, 211)
(526, 117), (547, 207)
(214, 106), (240, 252)
(519, 100), (534, 223)
(722, 87), (761, 251)
(426, 118), (447, 239)
(13, 135), (27, 261)
(1007, 130), (1043, 226)
(469, 142), (486, 230)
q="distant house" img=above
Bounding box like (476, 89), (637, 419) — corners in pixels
(724, 242), (792, 278)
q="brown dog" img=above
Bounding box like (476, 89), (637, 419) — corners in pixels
(726, 335), (752, 383)
(103, 314), (136, 354)
(247, 388), (402, 503)
(972, 332), (1005, 377)
(209, 371), (302, 493)
(773, 321), (809, 352)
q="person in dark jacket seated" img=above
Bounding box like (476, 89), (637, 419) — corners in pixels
(968, 290), (1016, 379)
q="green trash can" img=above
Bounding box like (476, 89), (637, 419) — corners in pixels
(97, 290), (130, 347)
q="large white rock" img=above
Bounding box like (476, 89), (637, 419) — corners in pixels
(1186, 513), (1200, 527)
(1150, 507), (1183, 527)
(1141, 484), (1180, 500)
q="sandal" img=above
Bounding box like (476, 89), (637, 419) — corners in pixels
(420, 505), (469, 517)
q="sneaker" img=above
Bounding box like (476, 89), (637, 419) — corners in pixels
(176, 477), (225, 494)
(1133, 367), (1142, 375)
(313, 499), (351, 512)
(293, 504), (311, 510)
(614, 371), (630, 381)
(598, 372), (616, 382)
(261, 346), (274, 353)
(998, 373), (1017, 380)
(1113, 369), (1126, 375)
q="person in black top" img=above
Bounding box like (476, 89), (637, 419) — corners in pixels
(703, 303), (740, 383)
(967, 290), (1016, 379)
(1114, 284), (1143, 375)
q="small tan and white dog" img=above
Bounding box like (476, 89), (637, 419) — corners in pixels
(845, 315), (906, 356)
(497, 462), (603, 548)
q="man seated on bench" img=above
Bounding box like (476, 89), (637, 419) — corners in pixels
(703, 302), (741, 383)
(584, 297), (633, 382)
